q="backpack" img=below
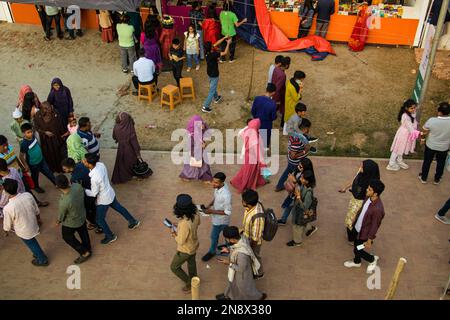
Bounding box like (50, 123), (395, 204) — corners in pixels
(251, 202), (278, 242)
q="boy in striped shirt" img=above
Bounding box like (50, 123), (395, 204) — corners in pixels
(77, 117), (100, 157)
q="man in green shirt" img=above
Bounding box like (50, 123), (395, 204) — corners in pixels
(56, 174), (92, 264)
(10, 109), (29, 142)
(219, 2), (247, 63)
(116, 14), (137, 73)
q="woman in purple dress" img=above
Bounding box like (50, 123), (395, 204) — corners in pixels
(142, 24), (162, 73)
(47, 78), (74, 128)
(112, 112), (151, 184)
(179, 115), (213, 183)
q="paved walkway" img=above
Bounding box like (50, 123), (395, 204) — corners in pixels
(0, 150), (449, 300)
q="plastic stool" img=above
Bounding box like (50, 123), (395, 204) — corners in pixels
(161, 85), (182, 111)
(179, 77), (195, 101)
(138, 83), (157, 103)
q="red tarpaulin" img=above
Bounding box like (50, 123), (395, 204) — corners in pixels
(253, 0), (336, 55)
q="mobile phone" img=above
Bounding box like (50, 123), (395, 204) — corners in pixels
(356, 244), (365, 251)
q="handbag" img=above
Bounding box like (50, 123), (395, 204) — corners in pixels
(284, 179), (296, 193)
(293, 190), (318, 225)
(189, 157), (202, 168)
(132, 159), (153, 177)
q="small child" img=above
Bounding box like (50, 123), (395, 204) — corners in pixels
(387, 99), (420, 171)
(169, 38), (185, 87)
(10, 108), (29, 142)
(67, 117), (78, 135)
(184, 24), (200, 72)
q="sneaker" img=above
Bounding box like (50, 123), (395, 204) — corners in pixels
(397, 161), (409, 169)
(286, 240), (302, 247)
(186, 67), (191, 72)
(195, 65), (200, 70)
(122, 68), (128, 73)
(201, 107), (212, 113)
(37, 201), (49, 207)
(214, 96), (223, 104)
(128, 220), (141, 230)
(34, 187), (45, 194)
(344, 260), (361, 268)
(307, 136), (319, 143)
(74, 252), (92, 265)
(32, 259), (49, 267)
(305, 226), (318, 237)
(418, 175), (427, 184)
(219, 59), (225, 64)
(433, 179), (441, 185)
(366, 255), (379, 274)
(216, 293), (230, 300)
(277, 219), (286, 225)
(309, 146), (317, 153)
(229, 59), (235, 63)
(386, 164), (400, 171)
(253, 273), (264, 280)
(435, 214), (450, 225)
(101, 235), (118, 245)
(182, 285), (191, 293)
(202, 252), (215, 262)
(76, 29), (83, 37)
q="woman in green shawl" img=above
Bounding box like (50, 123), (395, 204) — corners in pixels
(67, 133), (87, 163)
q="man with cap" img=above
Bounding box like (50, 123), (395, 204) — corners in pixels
(216, 226), (267, 300)
(10, 108), (29, 142)
(170, 194), (201, 293)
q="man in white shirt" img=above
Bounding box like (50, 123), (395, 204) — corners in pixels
(201, 172), (232, 262)
(131, 48), (157, 96)
(419, 102), (450, 185)
(2, 179), (49, 266)
(82, 153), (140, 245)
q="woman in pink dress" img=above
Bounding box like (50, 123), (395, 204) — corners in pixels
(230, 119), (267, 193)
(387, 99), (420, 171)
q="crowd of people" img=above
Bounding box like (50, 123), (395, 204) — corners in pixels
(1, 1), (449, 301)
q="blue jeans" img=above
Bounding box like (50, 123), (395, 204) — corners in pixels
(209, 224), (228, 254)
(437, 197), (450, 217)
(276, 162), (297, 190)
(21, 237), (48, 264)
(198, 30), (205, 59)
(186, 53), (199, 68)
(280, 204), (294, 223)
(203, 76), (219, 109)
(281, 194), (293, 209)
(96, 197), (137, 239)
(29, 159), (56, 189)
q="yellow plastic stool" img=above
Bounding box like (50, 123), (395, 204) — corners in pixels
(138, 83), (157, 103)
(179, 77), (196, 101)
(161, 84), (182, 111)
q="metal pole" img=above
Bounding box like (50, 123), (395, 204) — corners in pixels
(417, 0), (449, 122)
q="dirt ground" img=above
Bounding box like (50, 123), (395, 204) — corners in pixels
(0, 23), (449, 158)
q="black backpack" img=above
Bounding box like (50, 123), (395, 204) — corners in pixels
(251, 202), (278, 242)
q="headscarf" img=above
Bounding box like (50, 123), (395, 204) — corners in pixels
(17, 85), (41, 109)
(186, 115), (208, 136)
(352, 159), (380, 199)
(229, 236), (261, 278)
(38, 101), (58, 123)
(67, 133), (87, 163)
(49, 78), (70, 103)
(242, 119), (265, 166)
(113, 112), (137, 142)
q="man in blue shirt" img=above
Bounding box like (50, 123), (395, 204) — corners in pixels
(251, 83), (277, 149)
(315, 0), (335, 38)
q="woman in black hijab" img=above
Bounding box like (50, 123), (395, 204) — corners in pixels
(339, 160), (380, 242)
